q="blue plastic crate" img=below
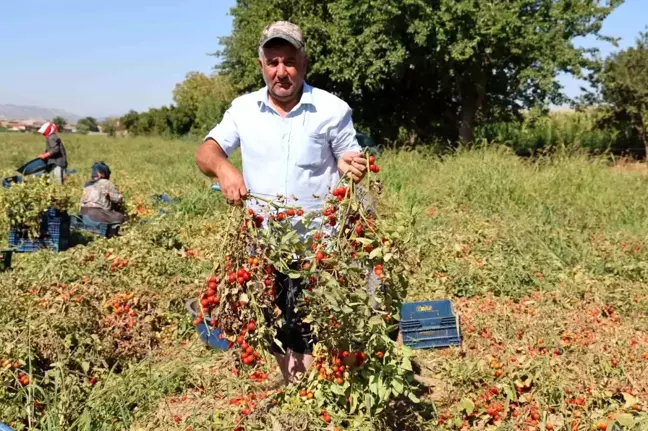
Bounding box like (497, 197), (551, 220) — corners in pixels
(9, 208), (70, 253)
(185, 299), (230, 351)
(2, 176), (23, 188)
(399, 300), (462, 349)
(152, 193), (178, 204)
(70, 215), (121, 238)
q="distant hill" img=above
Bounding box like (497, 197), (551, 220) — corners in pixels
(0, 104), (82, 123)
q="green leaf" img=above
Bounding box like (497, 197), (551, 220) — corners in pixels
(378, 381), (389, 400)
(401, 357), (413, 372)
(368, 374), (379, 394)
(356, 238), (374, 245)
(281, 230), (298, 244)
(369, 315), (384, 328)
(81, 361), (90, 373)
(331, 383), (346, 395)
(365, 393), (374, 412)
(392, 377), (404, 394)
(616, 413), (634, 427)
(369, 247), (383, 259)
(503, 385), (517, 401)
(622, 392), (638, 409)
(459, 398), (475, 414)
(407, 391), (420, 403)
(350, 392), (358, 414)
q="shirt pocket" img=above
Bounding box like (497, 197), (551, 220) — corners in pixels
(296, 133), (328, 168)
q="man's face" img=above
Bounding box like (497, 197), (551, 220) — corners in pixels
(259, 41), (307, 102)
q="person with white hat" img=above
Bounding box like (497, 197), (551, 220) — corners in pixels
(37, 121), (68, 184)
(195, 21), (368, 384)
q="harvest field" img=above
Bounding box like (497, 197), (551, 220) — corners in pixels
(1, 133), (648, 430)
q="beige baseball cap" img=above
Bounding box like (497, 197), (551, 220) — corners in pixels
(259, 21), (305, 50)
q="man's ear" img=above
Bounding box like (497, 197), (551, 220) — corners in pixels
(257, 57), (263, 70)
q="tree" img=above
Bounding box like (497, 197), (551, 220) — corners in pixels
(118, 105), (194, 137)
(217, 0), (621, 145)
(99, 117), (120, 137)
(168, 105), (195, 136)
(77, 117), (99, 132)
(76, 123), (90, 135)
(133, 112), (155, 136)
(596, 30), (648, 158)
(121, 110), (140, 134)
(173, 72), (236, 134)
(52, 116), (66, 131)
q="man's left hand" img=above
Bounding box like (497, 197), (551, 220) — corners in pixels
(338, 152), (367, 183)
(38, 153), (50, 160)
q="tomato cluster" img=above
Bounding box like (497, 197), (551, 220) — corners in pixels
(103, 293), (138, 330)
(193, 213), (283, 373)
(332, 187), (351, 201)
(194, 275), (221, 326)
(229, 390), (276, 425)
(322, 204), (338, 226)
(313, 350), (368, 386)
(105, 252), (129, 271)
(1, 359), (30, 387)
(368, 155), (380, 173)
(236, 326), (261, 366)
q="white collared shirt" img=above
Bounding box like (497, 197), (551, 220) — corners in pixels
(205, 83), (362, 216)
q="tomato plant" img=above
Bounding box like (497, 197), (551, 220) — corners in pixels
(194, 157), (419, 426)
(0, 175), (73, 238)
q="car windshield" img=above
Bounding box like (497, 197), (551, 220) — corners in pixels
(357, 133), (377, 148)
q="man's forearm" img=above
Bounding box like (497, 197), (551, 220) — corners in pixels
(195, 139), (232, 179)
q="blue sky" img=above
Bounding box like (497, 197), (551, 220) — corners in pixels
(0, 0), (646, 118)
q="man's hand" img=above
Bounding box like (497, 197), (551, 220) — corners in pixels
(217, 163), (248, 205)
(38, 152), (50, 160)
(338, 152), (368, 183)
(196, 138), (248, 206)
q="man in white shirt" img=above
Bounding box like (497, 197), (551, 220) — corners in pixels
(195, 21), (367, 383)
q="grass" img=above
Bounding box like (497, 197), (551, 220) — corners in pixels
(474, 110), (643, 155)
(0, 132), (647, 430)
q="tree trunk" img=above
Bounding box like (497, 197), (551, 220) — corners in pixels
(638, 125), (648, 161)
(459, 99), (477, 144)
(458, 68), (487, 144)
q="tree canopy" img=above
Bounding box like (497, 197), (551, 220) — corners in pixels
(217, 0), (621, 145)
(596, 30), (648, 156)
(116, 72), (235, 138)
(173, 72), (236, 135)
(52, 116), (66, 131)
(77, 117), (100, 133)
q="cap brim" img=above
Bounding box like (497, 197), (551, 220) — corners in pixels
(260, 35), (302, 50)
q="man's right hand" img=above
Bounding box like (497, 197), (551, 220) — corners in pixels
(217, 163), (248, 205)
(195, 138), (248, 206)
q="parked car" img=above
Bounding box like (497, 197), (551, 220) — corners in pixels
(356, 132), (380, 155)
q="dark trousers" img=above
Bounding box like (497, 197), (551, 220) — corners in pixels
(268, 269), (315, 355)
(80, 207), (125, 224)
